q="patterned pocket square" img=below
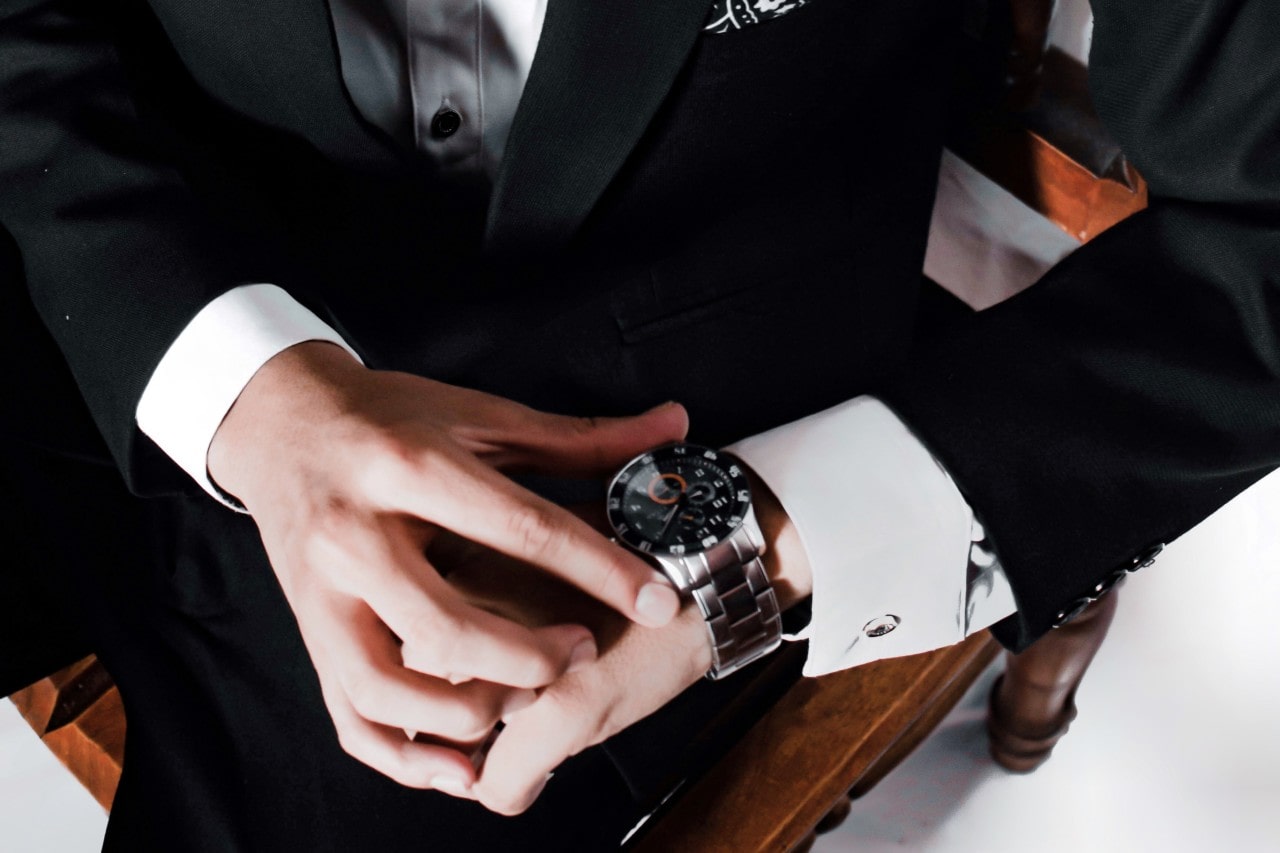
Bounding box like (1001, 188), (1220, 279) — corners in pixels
(704, 0), (813, 33)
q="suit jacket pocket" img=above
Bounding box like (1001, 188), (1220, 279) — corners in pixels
(703, 0), (817, 34)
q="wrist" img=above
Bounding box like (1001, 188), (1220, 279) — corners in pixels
(207, 340), (364, 504)
(744, 466), (812, 610)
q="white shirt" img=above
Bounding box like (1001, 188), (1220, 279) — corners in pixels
(135, 0), (1015, 678)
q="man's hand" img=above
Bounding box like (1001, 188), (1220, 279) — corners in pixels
(445, 468), (815, 815)
(473, 591), (712, 815)
(206, 342), (687, 794)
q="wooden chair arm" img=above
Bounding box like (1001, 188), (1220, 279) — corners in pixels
(630, 632), (1001, 852)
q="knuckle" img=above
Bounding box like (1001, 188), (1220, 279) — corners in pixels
(482, 788), (529, 817)
(506, 503), (565, 561)
(522, 648), (564, 686)
(589, 558), (627, 606)
(343, 674), (383, 720)
(333, 722), (372, 764)
(300, 504), (360, 566)
(446, 698), (499, 741)
(566, 414), (599, 437)
(401, 609), (464, 671)
(352, 434), (419, 497)
(387, 745), (437, 789)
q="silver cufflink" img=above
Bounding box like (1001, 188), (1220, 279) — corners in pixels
(862, 615), (900, 638)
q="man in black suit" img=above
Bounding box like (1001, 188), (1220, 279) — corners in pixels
(2, 0), (1278, 848)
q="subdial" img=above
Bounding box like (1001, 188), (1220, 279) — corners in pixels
(678, 507), (705, 527)
(647, 472), (687, 505)
(686, 481), (715, 505)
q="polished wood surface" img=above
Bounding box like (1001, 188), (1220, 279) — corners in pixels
(631, 632), (1002, 852)
(9, 657), (123, 810)
(989, 593), (1119, 772)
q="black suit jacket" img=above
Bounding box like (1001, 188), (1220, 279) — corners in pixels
(1, 0), (1278, 770)
(5, 0), (1276, 650)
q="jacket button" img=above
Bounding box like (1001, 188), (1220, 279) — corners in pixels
(1092, 568), (1129, 597)
(431, 108), (462, 138)
(1130, 542), (1165, 571)
(862, 615), (900, 638)
(1053, 597), (1093, 628)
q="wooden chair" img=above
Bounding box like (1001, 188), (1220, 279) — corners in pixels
(5, 0), (1147, 847)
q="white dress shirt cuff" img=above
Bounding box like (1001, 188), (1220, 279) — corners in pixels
(729, 396), (1012, 677)
(136, 284), (361, 508)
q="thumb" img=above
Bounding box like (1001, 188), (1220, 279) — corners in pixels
(515, 401), (689, 478)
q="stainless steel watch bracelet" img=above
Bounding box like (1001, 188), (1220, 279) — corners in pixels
(668, 521), (783, 680)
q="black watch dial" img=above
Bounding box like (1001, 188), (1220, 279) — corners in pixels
(606, 444), (752, 556)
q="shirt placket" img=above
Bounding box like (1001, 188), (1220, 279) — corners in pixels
(407, 0), (484, 175)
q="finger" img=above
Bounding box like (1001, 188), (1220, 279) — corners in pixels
(393, 452), (680, 627)
(389, 588), (599, 688)
(473, 690), (594, 815)
(333, 603), (536, 741)
(321, 519), (599, 688)
(509, 400), (690, 478)
(315, 666), (479, 796)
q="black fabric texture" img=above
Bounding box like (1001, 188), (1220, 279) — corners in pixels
(2, 0), (1277, 844)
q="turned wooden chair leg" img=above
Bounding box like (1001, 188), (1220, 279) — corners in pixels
(988, 590), (1119, 773)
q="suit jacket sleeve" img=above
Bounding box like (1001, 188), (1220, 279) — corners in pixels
(879, 0), (1280, 650)
(0, 0), (284, 494)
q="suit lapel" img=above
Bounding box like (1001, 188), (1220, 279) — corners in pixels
(217, 0), (406, 171)
(484, 0), (711, 257)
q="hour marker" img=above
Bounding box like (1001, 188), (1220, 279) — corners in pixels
(670, 545), (686, 555)
(617, 473), (632, 484)
(728, 465), (741, 477)
(738, 490), (750, 502)
(638, 541), (652, 552)
(703, 450), (717, 459)
(640, 454), (654, 464)
(608, 498), (621, 510)
(702, 535), (718, 548)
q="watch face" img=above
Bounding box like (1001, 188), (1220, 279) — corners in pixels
(606, 444), (752, 556)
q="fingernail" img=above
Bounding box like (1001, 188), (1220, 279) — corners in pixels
(567, 637), (597, 674)
(430, 775), (472, 797)
(635, 582), (680, 626)
(501, 688), (538, 721)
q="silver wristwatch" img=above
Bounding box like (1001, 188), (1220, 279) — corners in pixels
(606, 443), (783, 680)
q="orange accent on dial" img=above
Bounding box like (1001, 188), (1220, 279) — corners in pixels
(647, 472), (687, 505)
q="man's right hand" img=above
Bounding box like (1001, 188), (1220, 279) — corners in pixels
(206, 342), (687, 795)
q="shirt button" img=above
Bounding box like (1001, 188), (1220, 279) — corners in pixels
(431, 108), (462, 139)
(862, 615), (900, 638)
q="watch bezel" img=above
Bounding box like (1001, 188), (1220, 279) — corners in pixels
(605, 443), (753, 557)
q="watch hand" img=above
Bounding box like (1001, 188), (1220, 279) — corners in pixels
(659, 494), (687, 541)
